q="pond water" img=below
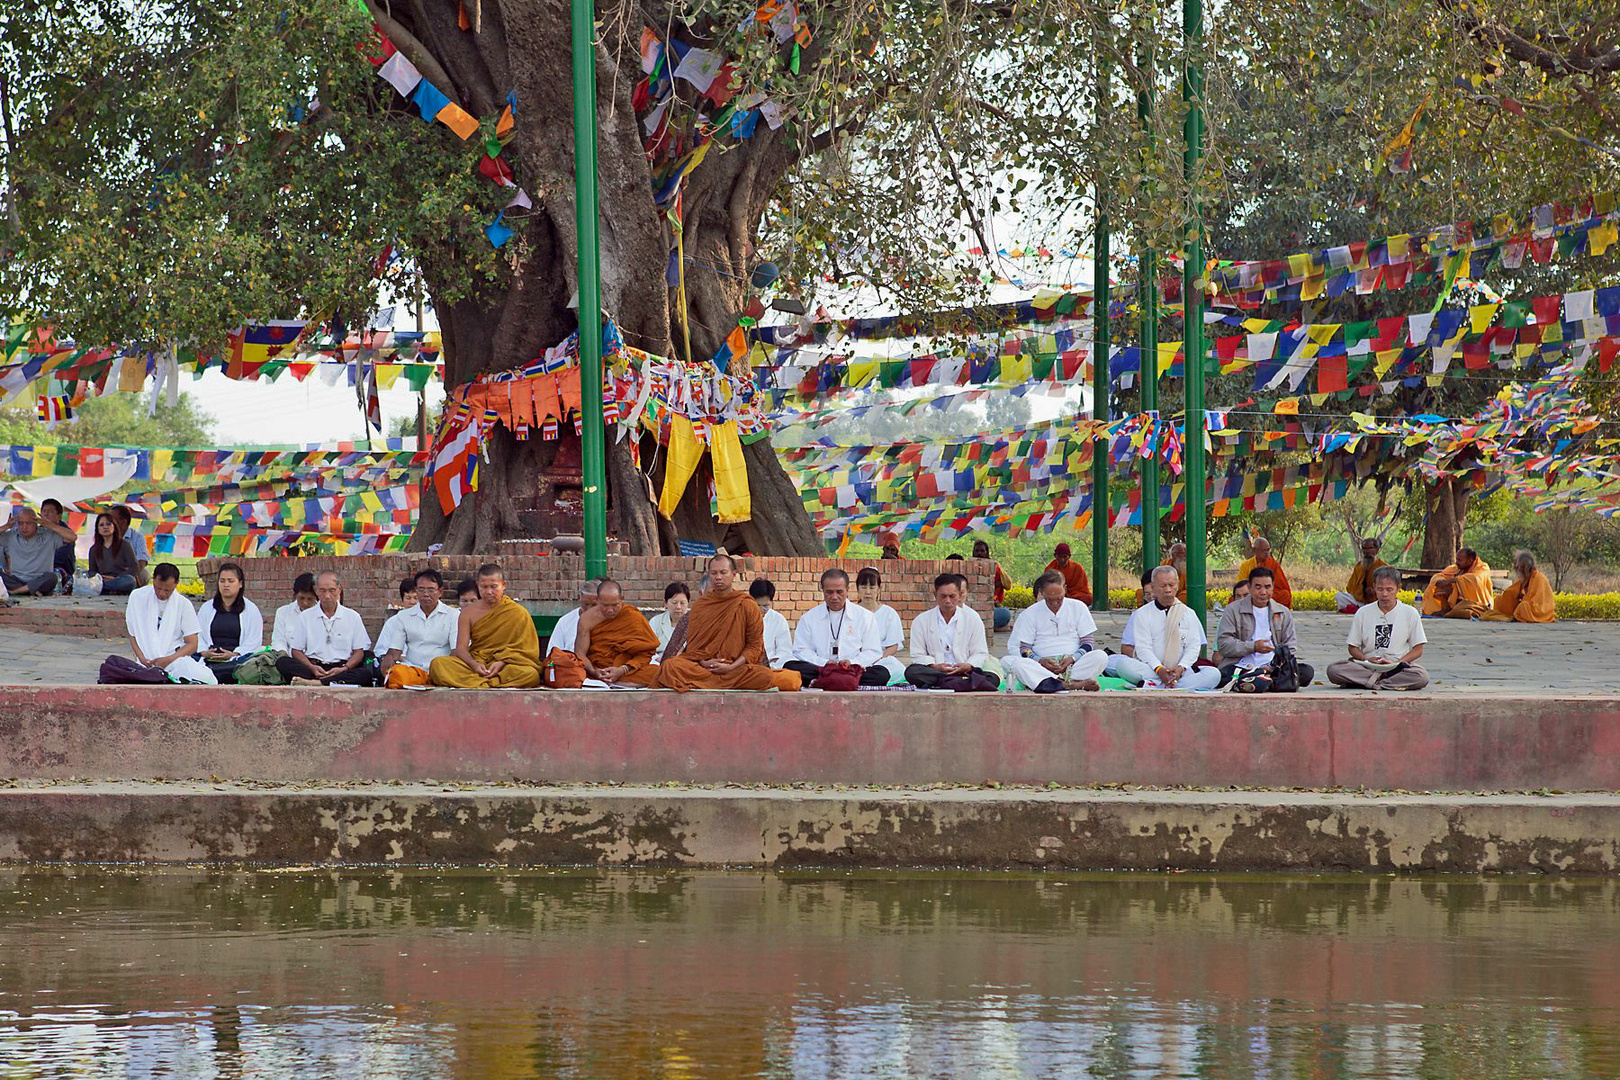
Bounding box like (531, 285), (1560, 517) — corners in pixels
(0, 869), (1615, 1078)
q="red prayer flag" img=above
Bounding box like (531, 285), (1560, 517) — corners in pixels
(1316, 355), (1348, 393)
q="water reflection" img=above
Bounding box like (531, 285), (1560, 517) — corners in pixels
(0, 870), (1614, 1078)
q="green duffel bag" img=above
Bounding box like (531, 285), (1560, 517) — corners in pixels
(231, 651), (285, 686)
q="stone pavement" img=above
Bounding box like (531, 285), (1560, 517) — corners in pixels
(0, 607), (1613, 692)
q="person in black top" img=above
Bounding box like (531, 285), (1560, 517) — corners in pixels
(87, 512), (140, 594)
(197, 561), (265, 683)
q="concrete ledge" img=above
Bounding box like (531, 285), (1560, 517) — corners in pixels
(5, 685), (1620, 792)
(0, 783), (1615, 873)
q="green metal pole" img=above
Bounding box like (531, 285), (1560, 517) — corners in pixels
(1137, 38), (1160, 570)
(1091, 61), (1111, 612)
(572, 0), (608, 579)
(1182, 0), (1206, 622)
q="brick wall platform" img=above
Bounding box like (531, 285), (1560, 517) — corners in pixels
(0, 601), (126, 639)
(198, 555), (998, 629)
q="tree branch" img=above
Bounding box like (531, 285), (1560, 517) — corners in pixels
(363, 0), (461, 105)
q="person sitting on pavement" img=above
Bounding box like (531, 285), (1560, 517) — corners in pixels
(575, 578), (663, 687)
(39, 498), (77, 590)
(648, 582), (690, 650)
(428, 563), (542, 689)
(1336, 537), (1389, 614)
(1119, 569), (1158, 657)
(749, 578), (794, 669)
(86, 511), (140, 595)
(972, 540), (1014, 630)
(1044, 542), (1092, 604)
(121, 562), (217, 683)
(1486, 549), (1556, 624)
(371, 576), (414, 662)
(1214, 566), (1314, 690)
(1, 508), (62, 597)
(855, 566), (908, 685)
(455, 577), (479, 604)
(1208, 577), (1249, 631)
(196, 561), (265, 684)
(270, 573), (319, 653)
(108, 504), (150, 587)
(548, 578), (598, 654)
(787, 568), (887, 688)
(276, 570), (376, 686)
(1004, 569), (1108, 693)
(905, 573), (1002, 691)
(1105, 565), (1222, 690)
(376, 568), (458, 688)
(1420, 546), (1494, 618)
(1328, 566), (1430, 690)
(1131, 543), (1191, 606)
(1236, 535), (1292, 609)
(656, 553), (798, 692)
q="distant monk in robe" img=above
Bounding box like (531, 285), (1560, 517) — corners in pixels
(1336, 536), (1390, 613)
(429, 562), (542, 688)
(1487, 550), (1556, 623)
(1420, 546), (1494, 619)
(1045, 542), (1092, 605)
(1236, 535), (1292, 609)
(657, 553), (799, 692)
(575, 578), (662, 685)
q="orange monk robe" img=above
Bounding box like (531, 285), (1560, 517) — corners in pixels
(1045, 559), (1093, 604)
(656, 588), (798, 692)
(1492, 569), (1556, 623)
(1236, 555), (1293, 608)
(584, 606), (663, 686)
(1345, 558), (1390, 605)
(428, 595), (543, 688)
(1420, 560), (1493, 617)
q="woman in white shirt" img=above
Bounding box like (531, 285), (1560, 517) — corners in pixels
(648, 582), (690, 649)
(855, 566), (907, 685)
(749, 577), (795, 668)
(196, 561), (265, 683)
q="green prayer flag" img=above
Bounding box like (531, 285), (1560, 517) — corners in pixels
(1501, 301), (1530, 328)
(53, 447), (78, 476)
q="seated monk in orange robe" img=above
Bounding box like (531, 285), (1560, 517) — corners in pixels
(1420, 547), (1494, 618)
(575, 579), (662, 685)
(657, 554), (798, 692)
(428, 564), (542, 688)
(1487, 551), (1556, 623)
(1045, 542), (1092, 604)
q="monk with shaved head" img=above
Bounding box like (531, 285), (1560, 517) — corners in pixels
(575, 579), (662, 686)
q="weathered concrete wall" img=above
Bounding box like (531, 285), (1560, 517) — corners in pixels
(6, 686), (1620, 792)
(0, 784), (1615, 873)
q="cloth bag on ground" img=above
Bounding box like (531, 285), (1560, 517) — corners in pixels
(98, 655), (170, 685)
(545, 648), (585, 689)
(232, 652), (285, 685)
(811, 661), (863, 692)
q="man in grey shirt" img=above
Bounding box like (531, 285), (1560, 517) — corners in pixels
(1, 509), (61, 596)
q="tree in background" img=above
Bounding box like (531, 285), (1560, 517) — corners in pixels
(0, 393), (213, 450)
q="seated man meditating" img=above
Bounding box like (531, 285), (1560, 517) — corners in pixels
(906, 574), (1002, 691)
(1106, 565), (1221, 690)
(574, 578), (662, 686)
(121, 562), (217, 684)
(276, 570), (376, 686)
(429, 563), (541, 688)
(657, 553), (798, 692)
(1486, 550), (1555, 623)
(1335, 537), (1389, 614)
(376, 569), (459, 688)
(786, 568), (886, 688)
(1214, 566), (1314, 689)
(1328, 566), (1430, 690)
(1420, 547), (1493, 618)
(1004, 569), (1107, 693)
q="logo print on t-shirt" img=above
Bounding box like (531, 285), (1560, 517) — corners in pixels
(1374, 623), (1393, 651)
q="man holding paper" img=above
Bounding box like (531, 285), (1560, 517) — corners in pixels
(1327, 566), (1430, 690)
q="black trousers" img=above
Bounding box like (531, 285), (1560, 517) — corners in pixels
(275, 653), (378, 687)
(784, 659), (889, 688)
(903, 664), (1001, 692)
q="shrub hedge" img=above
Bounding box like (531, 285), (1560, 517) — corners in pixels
(1002, 583), (1620, 618)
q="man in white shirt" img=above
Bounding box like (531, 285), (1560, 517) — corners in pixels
(906, 573), (1002, 691)
(376, 568), (459, 688)
(1004, 570), (1108, 692)
(1106, 565), (1221, 689)
(270, 573), (320, 653)
(121, 563), (217, 683)
(855, 566), (907, 685)
(549, 579), (598, 654)
(275, 570), (375, 686)
(749, 577), (795, 668)
(1328, 566), (1430, 690)
(786, 568), (886, 687)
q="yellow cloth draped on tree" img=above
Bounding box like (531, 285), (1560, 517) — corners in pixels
(429, 595), (542, 688)
(1491, 569), (1556, 623)
(1420, 560), (1494, 617)
(656, 588), (796, 692)
(586, 606), (662, 685)
(1345, 558), (1390, 605)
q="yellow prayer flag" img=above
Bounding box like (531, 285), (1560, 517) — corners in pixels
(1157, 342), (1179, 377)
(118, 356), (147, 393)
(375, 364), (402, 390)
(1287, 253), (1315, 280)
(1588, 220), (1618, 258)
(1306, 324), (1340, 346)
(32, 447), (55, 477)
(1374, 348), (1401, 376)
(1300, 275), (1326, 301)
(1469, 304), (1500, 334)
(151, 449), (174, 481)
(1273, 398), (1300, 415)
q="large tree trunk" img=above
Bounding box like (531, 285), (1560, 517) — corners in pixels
(1420, 477), (1469, 568)
(388, 0), (820, 556)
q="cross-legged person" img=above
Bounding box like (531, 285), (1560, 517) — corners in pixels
(548, 579), (598, 654)
(86, 511), (140, 595)
(429, 563), (542, 689)
(1106, 565), (1221, 690)
(376, 569), (458, 688)
(1487, 550), (1556, 624)
(118, 562), (218, 684)
(275, 570), (376, 686)
(0, 508), (60, 597)
(575, 578), (662, 686)
(855, 566), (908, 685)
(1004, 570), (1108, 693)
(656, 554), (797, 691)
(196, 561), (265, 684)
(648, 582), (690, 650)
(786, 569), (886, 689)
(749, 578), (794, 668)
(1336, 537), (1389, 614)
(906, 573), (1002, 691)
(271, 573), (319, 654)
(1328, 566), (1430, 690)
(1420, 547), (1493, 619)
(1214, 566), (1314, 690)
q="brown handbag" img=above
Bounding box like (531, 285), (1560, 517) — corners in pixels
(545, 648), (586, 689)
